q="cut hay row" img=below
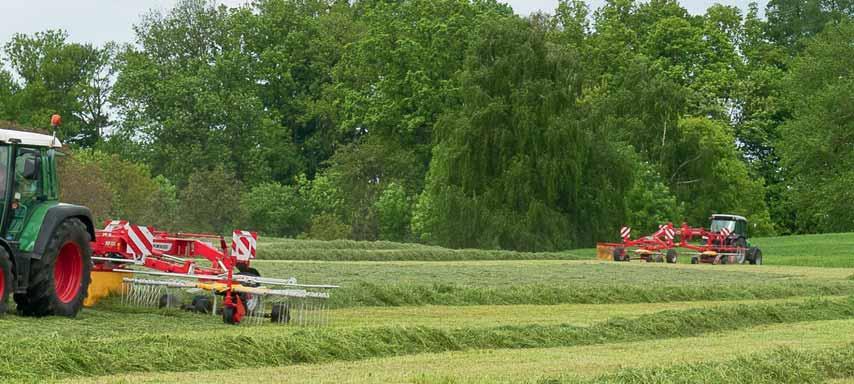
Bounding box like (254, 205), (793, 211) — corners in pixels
(67, 318), (854, 384)
(564, 343), (854, 384)
(258, 238), (437, 251)
(252, 261), (854, 308)
(256, 246), (590, 261)
(255, 233), (854, 266)
(327, 281), (852, 308)
(6, 297), (854, 382)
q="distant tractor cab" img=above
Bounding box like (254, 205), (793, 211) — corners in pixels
(709, 214), (748, 241)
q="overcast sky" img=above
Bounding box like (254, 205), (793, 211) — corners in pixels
(0, 0), (767, 46)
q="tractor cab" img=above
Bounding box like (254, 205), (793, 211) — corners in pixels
(709, 214), (748, 238)
(0, 129), (63, 243)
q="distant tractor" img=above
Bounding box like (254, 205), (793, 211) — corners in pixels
(698, 214), (762, 265)
(597, 213), (763, 265)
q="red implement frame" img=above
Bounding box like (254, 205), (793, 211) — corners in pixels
(91, 220), (258, 322)
(599, 222), (747, 264)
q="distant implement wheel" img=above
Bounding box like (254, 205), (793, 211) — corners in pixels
(15, 218), (92, 317)
(191, 295), (212, 314)
(666, 249), (678, 264)
(612, 247), (627, 262)
(690, 256), (699, 264)
(271, 303), (291, 324)
(158, 294), (181, 309)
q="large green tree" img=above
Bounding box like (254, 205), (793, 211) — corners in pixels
(778, 21), (854, 233)
(418, 16), (636, 250)
(2, 30), (114, 146)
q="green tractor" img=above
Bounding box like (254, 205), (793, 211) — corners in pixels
(0, 126), (94, 317)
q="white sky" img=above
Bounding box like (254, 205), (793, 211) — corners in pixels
(0, 0), (767, 46)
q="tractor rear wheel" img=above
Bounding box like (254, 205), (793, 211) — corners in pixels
(15, 218), (92, 317)
(748, 247), (763, 265)
(0, 248), (12, 315)
(734, 238), (748, 264)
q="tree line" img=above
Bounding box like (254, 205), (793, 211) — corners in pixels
(0, 0), (851, 251)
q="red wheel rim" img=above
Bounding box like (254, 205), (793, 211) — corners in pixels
(54, 242), (83, 303)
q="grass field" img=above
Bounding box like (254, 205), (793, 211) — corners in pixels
(3, 232), (852, 383)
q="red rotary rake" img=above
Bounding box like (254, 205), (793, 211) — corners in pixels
(597, 214), (763, 265)
(88, 220), (337, 325)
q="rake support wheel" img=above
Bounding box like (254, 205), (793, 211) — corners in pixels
(15, 218), (92, 317)
(271, 303), (291, 324)
(666, 249), (678, 264)
(612, 247), (627, 262)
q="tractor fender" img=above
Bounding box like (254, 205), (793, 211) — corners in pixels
(11, 204), (94, 294)
(29, 204), (95, 259)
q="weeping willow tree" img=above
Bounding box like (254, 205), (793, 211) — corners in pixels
(415, 16), (637, 251)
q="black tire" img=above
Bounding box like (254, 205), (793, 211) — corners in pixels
(191, 295), (212, 314)
(612, 247), (626, 262)
(271, 303), (291, 324)
(14, 218), (92, 317)
(236, 269), (261, 313)
(0, 248), (12, 315)
(734, 238), (748, 264)
(748, 248), (763, 265)
(158, 294), (181, 309)
(666, 249), (678, 264)
(222, 305), (238, 325)
(690, 256), (699, 264)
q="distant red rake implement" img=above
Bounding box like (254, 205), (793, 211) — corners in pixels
(597, 222), (762, 265)
(89, 220), (337, 325)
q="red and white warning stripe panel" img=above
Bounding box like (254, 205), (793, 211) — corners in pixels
(664, 227), (675, 241)
(231, 230), (258, 261)
(620, 226), (631, 239)
(124, 224), (155, 262)
(721, 227), (732, 237)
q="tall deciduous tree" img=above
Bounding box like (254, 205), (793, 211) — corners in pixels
(418, 16), (636, 250)
(2, 30), (114, 146)
(778, 21), (854, 233)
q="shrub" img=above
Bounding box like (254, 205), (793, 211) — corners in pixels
(306, 212), (351, 240)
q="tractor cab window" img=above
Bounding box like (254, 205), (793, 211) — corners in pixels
(15, 148), (40, 199)
(710, 219), (736, 233)
(0, 146), (9, 199)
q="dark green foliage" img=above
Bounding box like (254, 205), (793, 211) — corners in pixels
(778, 21), (854, 233)
(241, 182), (312, 237)
(420, 16), (635, 250)
(178, 166), (243, 233)
(1, 30), (113, 147)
